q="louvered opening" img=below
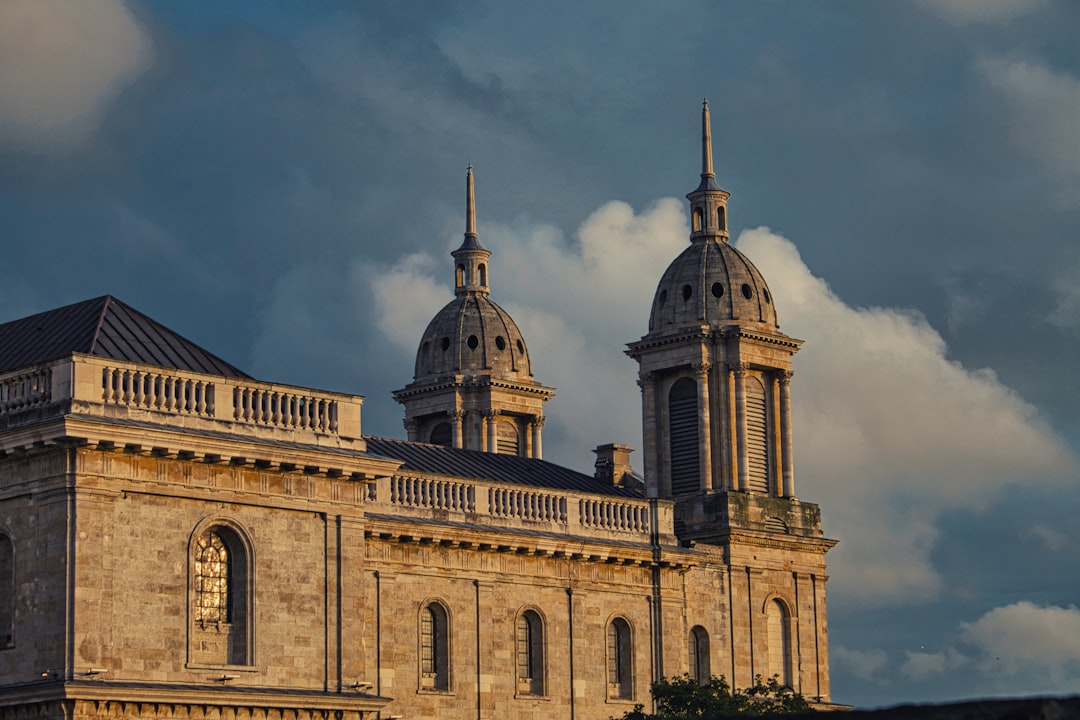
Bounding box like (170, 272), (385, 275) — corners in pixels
(497, 421), (520, 456)
(429, 422), (452, 447)
(746, 377), (769, 494)
(669, 377), (699, 496)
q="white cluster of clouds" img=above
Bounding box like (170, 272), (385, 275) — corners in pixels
(369, 199), (1076, 608)
(838, 601), (1080, 693)
(0, 0), (153, 153)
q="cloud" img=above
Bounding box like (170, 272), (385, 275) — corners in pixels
(369, 200), (1075, 607)
(832, 646), (890, 683)
(979, 57), (1080, 207)
(914, 0), (1049, 26)
(960, 602), (1080, 691)
(0, 0), (153, 153)
(737, 228), (1075, 604)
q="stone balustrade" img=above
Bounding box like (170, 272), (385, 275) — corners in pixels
(367, 473), (673, 543)
(0, 354), (363, 444)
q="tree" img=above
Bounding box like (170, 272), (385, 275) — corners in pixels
(617, 674), (813, 719)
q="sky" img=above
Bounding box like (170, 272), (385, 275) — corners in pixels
(1, 0), (1079, 708)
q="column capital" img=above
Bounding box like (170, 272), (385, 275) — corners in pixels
(532, 415), (546, 427)
(637, 370), (657, 389)
(403, 418), (418, 431)
(779, 370), (794, 385)
(733, 361), (750, 376)
(484, 408), (500, 419)
(448, 409), (466, 420)
(692, 360), (711, 376)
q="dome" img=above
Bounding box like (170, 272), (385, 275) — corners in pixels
(648, 237), (778, 334)
(414, 294), (532, 379)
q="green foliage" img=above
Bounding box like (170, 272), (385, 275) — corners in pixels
(616, 674), (813, 719)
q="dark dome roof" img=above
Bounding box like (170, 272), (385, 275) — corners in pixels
(648, 238), (778, 333)
(414, 294), (532, 379)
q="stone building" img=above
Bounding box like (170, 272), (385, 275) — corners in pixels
(0, 104), (837, 720)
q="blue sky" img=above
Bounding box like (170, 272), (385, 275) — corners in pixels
(2, 0), (1079, 708)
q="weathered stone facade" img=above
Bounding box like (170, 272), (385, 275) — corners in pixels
(0, 105), (838, 719)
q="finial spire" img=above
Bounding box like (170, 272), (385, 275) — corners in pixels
(701, 97), (714, 179)
(465, 163), (477, 238)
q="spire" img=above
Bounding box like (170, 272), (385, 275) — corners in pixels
(452, 163), (491, 295)
(687, 100), (730, 241)
(701, 98), (714, 179)
(466, 163), (477, 239)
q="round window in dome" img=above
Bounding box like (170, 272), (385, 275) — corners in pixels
(495, 336), (506, 351)
(440, 337), (450, 352)
(682, 284), (693, 301)
(741, 284), (753, 299)
(516, 339), (525, 354)
(659, 289), (667, 306)
(763, 289), (771, 304)
(467, 335), (479, 350)
(711, 282), (724, 298)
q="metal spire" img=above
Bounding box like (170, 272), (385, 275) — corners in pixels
(701, 97), (715, 179)
(465, 163), (477, 238)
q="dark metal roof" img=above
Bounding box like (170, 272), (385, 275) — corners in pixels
(0, 295), (250, 378)
(365, 436), (642, 498)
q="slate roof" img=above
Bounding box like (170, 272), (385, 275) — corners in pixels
(365, 436), (642, 498)
(0, 295), (250, 378)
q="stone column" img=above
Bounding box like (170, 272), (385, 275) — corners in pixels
(638, 372), (659, 498)
(771, 374), (783, 496)
(403, 418), (419, 443)
(524, 420), (534, 458)
(450, 410), (464, 449)
(485, 409), (499, 454)
(734, 363), (749, 491)
(531, 415), (545, 460)
(779, 371), (795, 498)
(479, 411), (489, 452)
(694, 361), (714, 492)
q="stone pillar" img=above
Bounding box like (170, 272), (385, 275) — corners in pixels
(403, 418), (419, 443)
(450, 410), (464, 449)
(479, 412), (489, 452)
(531, 415), (545, 460)
(485, 409), (499, 454)
(734, 363), (749, 491)
(524, 421), (534, 458)
(694, 361), (714, 492)
(771, 374), (783, 496)
(780, 371), (795, 498)
(639, 372), (659, 498)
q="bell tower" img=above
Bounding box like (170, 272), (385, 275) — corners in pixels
(393, 166), (554, 457)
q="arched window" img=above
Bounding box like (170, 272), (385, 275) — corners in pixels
(606, 617), (633, 699)
(478, 263), (487, 286)
(766, 599), (793, 688)
(516, 609), (545, 695)
(693, 208), (704, 232)
(190, 523), (252, 666)
(689, 625), (710, 683)
(429, 422), (452, 446)
(668, 377), (700, 496)
(717, 206), (727, 231)
(745, 376), (769, 494)
(456, 264), (466, 287)
(0, 533), (12, 647)
(420, 601), (450, 691)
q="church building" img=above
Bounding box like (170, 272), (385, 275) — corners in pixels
(0, 104), (837, 720)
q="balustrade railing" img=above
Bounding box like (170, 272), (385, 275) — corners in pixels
(389, 476), (475, 512)
(489, 487), (566, 523)
(579, 498), (650, 533)
(0, 367), (52, 415)
(233, 387), (337, 433)
(102, 367), (213, 416)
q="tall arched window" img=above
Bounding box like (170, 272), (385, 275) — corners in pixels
(689, 625), (710, 683)
(0, 533), (12, 647)
(766, 599), (793, 688)
(668, 377), (700, 496)
(456, 264), (466, 287)
(717, 206), (727, 232)
(190, 523), (252, 666)
(607, 617), (633, 699)
(420, 601), (450, 691)
(478, 263), (487, 286)
(516, 609), (545, 695)
(745, 376), (770, 494)
(693, 208), (704, 232)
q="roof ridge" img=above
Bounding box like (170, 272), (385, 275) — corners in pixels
(87, 295), (114, 354)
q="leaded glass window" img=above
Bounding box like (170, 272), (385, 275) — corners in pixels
(195, 530), (229, 624)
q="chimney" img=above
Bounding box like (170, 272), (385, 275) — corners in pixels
(593, 443), (637, 488)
